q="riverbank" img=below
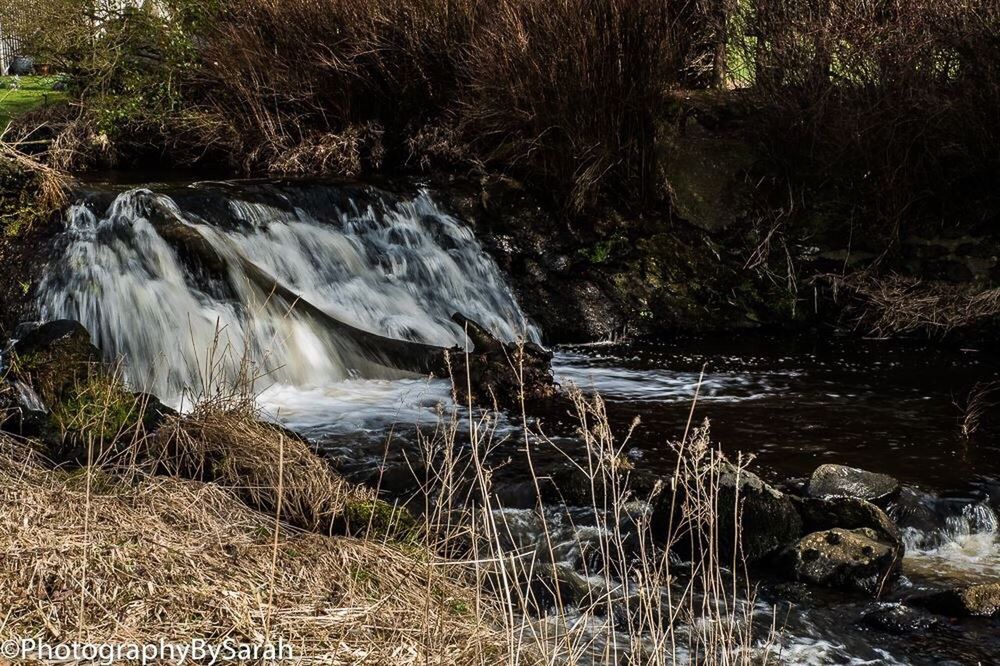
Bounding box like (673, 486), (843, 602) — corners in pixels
(0, 321), (522, 663)
(6, 1), (999, 345)
(0, 440), (516, 663)
(4, 317), (998, 664)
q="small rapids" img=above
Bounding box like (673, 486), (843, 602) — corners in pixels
(902, 500), (1000, 584)
(38, 185), (536, 405)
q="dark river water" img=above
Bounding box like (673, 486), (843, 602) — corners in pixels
(553, 335), (1000, 493)
(267, 334), (1000, 666)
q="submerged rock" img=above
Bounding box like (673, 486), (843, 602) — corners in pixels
(910, 582), (1000, 618)
(859, 603), (937, 634)
(779, 527), (902, 596)
(808, 464), (899, 503)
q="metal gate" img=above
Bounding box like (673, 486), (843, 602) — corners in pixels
(0, 4), (24, 75)
(0, 32), (22, 76)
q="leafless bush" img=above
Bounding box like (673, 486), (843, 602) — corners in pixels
(828, 273), (1000, 338)
(735, 0), (1000, 235)
(193, 0), (696, 216)
(455, 0), (670, 214)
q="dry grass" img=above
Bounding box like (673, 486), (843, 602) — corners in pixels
(829, 273), (1000, 338)
(414, 365), (774, 664)
(0, 435), (513, 664)
(0, 139), (71, 234)
(151, 398), (372, 535)
(0, 318), (772, 664)
(960, 381), (1000, 439)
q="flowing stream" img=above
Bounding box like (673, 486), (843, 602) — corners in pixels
(36, 181), (1000, 665)
(39, 184), (536, 403)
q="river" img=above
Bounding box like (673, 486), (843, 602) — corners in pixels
(36, 179), (1000, 664)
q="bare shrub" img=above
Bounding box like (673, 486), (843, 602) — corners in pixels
(736, 0), (1000, 236)
(829, 273), (1000, 338)
(456, 0), (670, 214)
(191, 0), (689, 215)
(198, 0), (471, 175)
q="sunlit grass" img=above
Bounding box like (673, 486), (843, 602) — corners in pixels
(0, 75), (68, 132)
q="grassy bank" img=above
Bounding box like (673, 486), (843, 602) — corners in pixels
(0, 76), (67, 133)
(0, 439), (514, 663)
(0, 323), (771, 663)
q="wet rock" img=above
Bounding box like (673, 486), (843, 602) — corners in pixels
(9, 320), (101, 404)
(889, 486), (942, 535)
(4, 321), (173, 466)
(910, 582), (1000, 618)
(133, 392), (176, 433)
(859, 603), (937, 634)
(447, 313), (557, 411)
(780, 528), (902, 595)
(808, 464), (899, 503)
(792, 495), (902, 549)
(719, 464), (803, 562)
(655, 461), (802, 563)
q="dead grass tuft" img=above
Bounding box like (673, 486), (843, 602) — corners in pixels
(0, 141), (71, 234)
(152, 401), (372, 534)
(959, 381), (1000, 439)
(0, 434), (511, 664)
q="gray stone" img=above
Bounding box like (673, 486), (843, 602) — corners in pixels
(910, 582), (1000, 618)
(808, 464), (899, 502)
(792, 495), (902, 549)
(780, 528), (902, 595)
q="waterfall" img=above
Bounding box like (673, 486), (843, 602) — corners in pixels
(38, 184), (537, 405)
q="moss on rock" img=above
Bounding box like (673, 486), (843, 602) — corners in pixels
(342, 499), (421, 545)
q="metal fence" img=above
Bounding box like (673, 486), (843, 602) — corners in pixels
(0, 27), (22, 75)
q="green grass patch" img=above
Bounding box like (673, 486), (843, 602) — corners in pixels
(0, 76), (69, 133)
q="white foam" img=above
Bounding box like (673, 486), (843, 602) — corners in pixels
(39, 187), (537, 404)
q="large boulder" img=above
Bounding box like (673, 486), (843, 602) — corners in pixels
(910, 582), (1000, 618)
(779, 527), (902, 596)
(655, 460), (802, 564)
(808, 464), (899, 503)
(792, 495), (902, 549)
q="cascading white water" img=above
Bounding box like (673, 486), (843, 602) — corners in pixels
(903, 501), (1000, 581)
(38, 186), (537, 406)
